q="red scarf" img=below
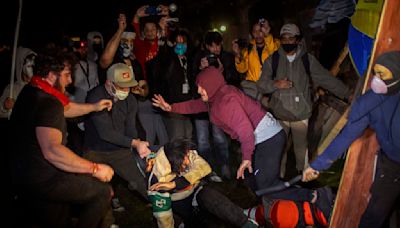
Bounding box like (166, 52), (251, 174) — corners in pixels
(30, 76), (70, 106)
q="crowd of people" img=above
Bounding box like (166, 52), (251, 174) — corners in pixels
(2, 2), (399, 228)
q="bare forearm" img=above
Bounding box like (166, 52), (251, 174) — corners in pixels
(64, 102), (95, 118)
(44, 144), (94, 174)
(100, 30), (123, 69)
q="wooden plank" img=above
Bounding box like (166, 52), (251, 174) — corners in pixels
(330, 0), (400, 227)
(330, 130), (379, 227)
(330, 43), (349, 77)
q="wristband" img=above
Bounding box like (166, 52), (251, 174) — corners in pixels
(92, 163), (99, 176)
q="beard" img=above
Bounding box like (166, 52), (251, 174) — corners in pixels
(54, 76), (65, 94)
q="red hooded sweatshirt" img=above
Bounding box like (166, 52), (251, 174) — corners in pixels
(171, 67), (268, 160)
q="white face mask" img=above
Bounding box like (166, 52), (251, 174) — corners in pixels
(111, 83), (129, 100)
(370, 76), (388, 94)
(23, 58), (35, 78)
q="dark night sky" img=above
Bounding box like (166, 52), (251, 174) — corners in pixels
(2, 0), (316, 50)
(3, 0), (147, 48)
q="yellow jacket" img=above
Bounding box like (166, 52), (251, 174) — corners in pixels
(235, 34), (280, 82)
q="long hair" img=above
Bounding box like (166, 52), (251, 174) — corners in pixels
(163, 139), (196, 174)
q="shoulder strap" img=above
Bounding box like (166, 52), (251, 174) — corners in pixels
(301, 53), (311, 77)
(271, 51), (280, 80)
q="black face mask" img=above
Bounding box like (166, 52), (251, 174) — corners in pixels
(92, 43), (103, 54)
(282, 43), (298, 53)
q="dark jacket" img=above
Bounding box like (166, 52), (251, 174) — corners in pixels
(84, 85), (138, 151)
(311, 91), (400, 170)
(147, 46), (194, 104)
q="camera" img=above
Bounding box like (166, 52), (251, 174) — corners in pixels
(206, 54), (219, 68)
(235, 38), (248, 49)
(145, 6), (162, 15)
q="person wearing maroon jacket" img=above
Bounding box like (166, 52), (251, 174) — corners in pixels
(152, 67), (285, 191)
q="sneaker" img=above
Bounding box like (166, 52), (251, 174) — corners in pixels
(315, 186), (335, 220)
(207, 171), (223, 182)
(111, 198), (126, 212)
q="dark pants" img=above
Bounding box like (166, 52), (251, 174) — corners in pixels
(19, 173), (111, 228)
(195, 118), (229, 168)
(359, 152), (400, 228)
(253, 130), (286, 190)
(84, 149), (148, 198)
(137, 99), (169, 145)
(253, 130), (313, 202)
(172, 185), (248, 227)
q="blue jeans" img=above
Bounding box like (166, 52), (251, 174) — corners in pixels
(195, 119), (229, 167)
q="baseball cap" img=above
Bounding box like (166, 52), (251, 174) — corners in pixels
(280, 23), (301, 37)
(107, 63), (138, 88)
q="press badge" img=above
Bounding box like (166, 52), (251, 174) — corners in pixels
(182, 83), (189, 94)
(295, 96), (299, 102)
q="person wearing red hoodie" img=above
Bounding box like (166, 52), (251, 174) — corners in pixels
(152, 67), (286, 192)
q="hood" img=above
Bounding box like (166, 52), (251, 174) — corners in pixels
(15, 47), (36, 83)
(87, 31), (104, 62)
(196, 67), (226, 102)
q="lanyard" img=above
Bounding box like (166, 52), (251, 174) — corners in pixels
(178, 56), (188, 82)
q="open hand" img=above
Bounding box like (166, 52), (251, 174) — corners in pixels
(236, 160), (253, 179)
(149, 181), (176, 191)
(152, 94), (172, 112)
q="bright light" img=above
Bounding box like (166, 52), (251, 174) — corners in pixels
(213, 28), (219, 32)
(220, 25), (227, 32)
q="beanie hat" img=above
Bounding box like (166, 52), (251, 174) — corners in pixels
(121, 31), (136, 40)
(375, 51), (400, 94)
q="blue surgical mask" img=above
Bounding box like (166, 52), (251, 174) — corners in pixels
(174, 43), (187, 56)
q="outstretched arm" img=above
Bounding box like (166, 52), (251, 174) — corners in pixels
(64, 99), (112, 118)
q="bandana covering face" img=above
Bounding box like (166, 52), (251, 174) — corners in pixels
(30, 76), (70, 106)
